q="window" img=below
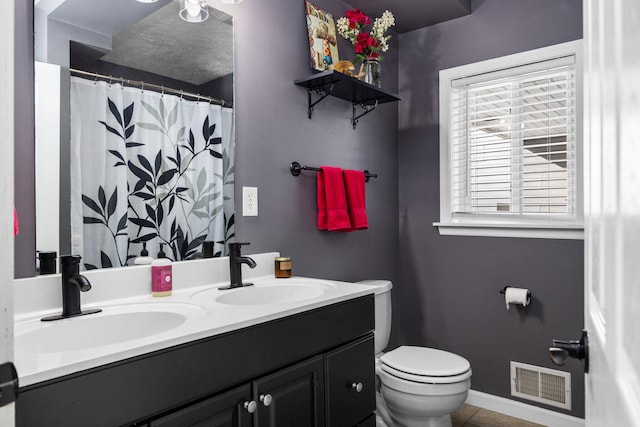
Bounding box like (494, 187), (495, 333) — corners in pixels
(436, 41), (583, 239)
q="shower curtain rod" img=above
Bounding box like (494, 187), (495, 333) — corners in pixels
(70, 68), (232, 108)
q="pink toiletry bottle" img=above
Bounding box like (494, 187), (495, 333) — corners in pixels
(152, 243), (172, 297)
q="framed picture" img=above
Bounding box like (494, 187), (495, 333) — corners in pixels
(305, 1), (339, 71)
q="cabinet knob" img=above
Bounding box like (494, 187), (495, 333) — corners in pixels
(260, 393), (273, 407)
(351, 382), (363, 393)
(243, 400), (257, 413)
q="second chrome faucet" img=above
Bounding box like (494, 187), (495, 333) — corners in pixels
(220, 242), (256, 290)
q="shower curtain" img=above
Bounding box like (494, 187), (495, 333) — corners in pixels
(70, 77), (235, 269)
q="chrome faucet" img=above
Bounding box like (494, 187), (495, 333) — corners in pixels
(220, 242), (256, 290)
(41, 255), (102, 321)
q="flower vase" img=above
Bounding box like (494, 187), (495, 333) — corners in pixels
(362, 58), (381, 88)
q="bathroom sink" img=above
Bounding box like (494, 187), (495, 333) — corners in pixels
(201, 279), (337, 306)
(15, 302), (205, 354)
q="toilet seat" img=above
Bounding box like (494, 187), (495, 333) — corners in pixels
(380, 346), (472, 384)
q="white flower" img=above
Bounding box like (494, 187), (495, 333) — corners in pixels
(378, 38), (389, 52)
(337, 17), (350, 37)
(371, 10), (394, 43)
(381, 10), (395, 27)
(337, 9), (395, 61)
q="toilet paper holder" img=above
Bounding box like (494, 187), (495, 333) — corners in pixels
(499, 286), (531, 299)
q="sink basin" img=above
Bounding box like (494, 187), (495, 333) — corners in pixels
(15, 302), (204, 354)
(203, 279), (337, 306)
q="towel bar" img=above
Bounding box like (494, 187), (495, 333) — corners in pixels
(289, 161), (378, 182)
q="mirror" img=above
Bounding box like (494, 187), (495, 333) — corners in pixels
(32, 0), (234, 275)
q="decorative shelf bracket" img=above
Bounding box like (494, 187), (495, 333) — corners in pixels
(352, 101), (379, 129)
(307, 84), (334, 119)
(294, 70), (401, 128)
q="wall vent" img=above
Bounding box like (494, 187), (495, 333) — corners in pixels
(510, 361), (571, 410)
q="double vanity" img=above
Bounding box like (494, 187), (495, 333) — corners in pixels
(13, 252), (376, 426)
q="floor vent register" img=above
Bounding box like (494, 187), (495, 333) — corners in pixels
(510, 361), (571, 410)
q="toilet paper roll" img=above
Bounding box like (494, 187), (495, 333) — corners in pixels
(505, 287), (530, 310)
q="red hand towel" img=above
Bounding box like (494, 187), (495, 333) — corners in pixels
(343, 170), (368, 230)
(317, 170), (328, 230)
(14, 208), (19, 236)
(319, 166), (352, 232)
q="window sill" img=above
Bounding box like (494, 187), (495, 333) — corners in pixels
(433, 222), (584, 240)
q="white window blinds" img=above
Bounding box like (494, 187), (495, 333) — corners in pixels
(449, 55), (577, 218)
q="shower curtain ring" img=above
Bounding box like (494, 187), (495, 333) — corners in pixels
(161, 86), (164, 97)
(180, 90), (184, 101)
(141, 82), (144, 93)
(120, 77), (124, 89)
(108, 75), (113, 87)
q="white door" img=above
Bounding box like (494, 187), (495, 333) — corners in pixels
(0, 0), (16, 425)
(583, 0), (640, 425)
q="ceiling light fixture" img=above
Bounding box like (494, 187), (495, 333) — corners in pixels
(136, 0), (158, 3)
(221, 0), (243, 3)
(179, 0), (209, 23)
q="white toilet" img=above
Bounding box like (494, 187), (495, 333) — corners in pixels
(358, 280), (472, 427)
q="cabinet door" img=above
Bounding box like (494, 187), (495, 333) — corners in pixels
(148, 384), (253, 427)
(325, 334), (375, 427)
(255, 355), (325, 427)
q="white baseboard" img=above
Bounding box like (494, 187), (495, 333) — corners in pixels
(466, 390), (585, 427)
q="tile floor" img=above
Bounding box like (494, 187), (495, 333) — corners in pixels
(452, 404), (545, 427)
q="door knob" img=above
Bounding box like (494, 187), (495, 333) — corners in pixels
(549, 329), (589, 373)
(0, 362), (19, 407)
(351, 382), (363, 393)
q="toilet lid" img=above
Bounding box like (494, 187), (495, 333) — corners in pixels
(381, 346), (471, 378)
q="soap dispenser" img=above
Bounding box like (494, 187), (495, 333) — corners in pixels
(151, 243), (172, 297)
(134, 242), (154, 265)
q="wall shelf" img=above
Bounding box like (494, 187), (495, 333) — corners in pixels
(294, 70), (401, 129)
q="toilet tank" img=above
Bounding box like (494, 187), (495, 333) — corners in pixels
(357, 280), (393, 355)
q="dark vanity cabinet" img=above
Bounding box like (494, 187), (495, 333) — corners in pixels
(148, 384), (254, 427)
(254, 356), (325, 426)
(325, 336), (375, 427)
(16, 295), (374, 427)
(150, 355), (325, 427)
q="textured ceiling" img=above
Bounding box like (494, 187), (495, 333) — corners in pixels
(101, 3), (233, 85)
(346, 0), (472, 34)
(43, 0), (233, 85)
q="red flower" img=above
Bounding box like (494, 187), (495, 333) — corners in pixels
(355, 32), (377, 54)
(339, 8), (390, 63)
(356, 32), (375, 47)
(346, 9), (370, 27)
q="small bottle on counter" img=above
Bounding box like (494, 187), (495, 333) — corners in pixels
(274, 256), (292, 278)
(37, 251), (57, 275)
(134, 242), (154, 265)
(202, 241), (215, 258)
(152, 243), (172, 297)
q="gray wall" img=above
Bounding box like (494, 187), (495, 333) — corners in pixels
(397, 0), (585, 417)
(14, 0), (35, 278)
(230, 0), (400, 284)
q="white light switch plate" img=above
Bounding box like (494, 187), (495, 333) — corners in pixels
(243, 187), (258, 216)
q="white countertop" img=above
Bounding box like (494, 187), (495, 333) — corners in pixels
(13, 252), (375, 387)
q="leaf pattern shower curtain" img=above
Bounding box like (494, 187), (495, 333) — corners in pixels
(70, 77), (235, 269)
